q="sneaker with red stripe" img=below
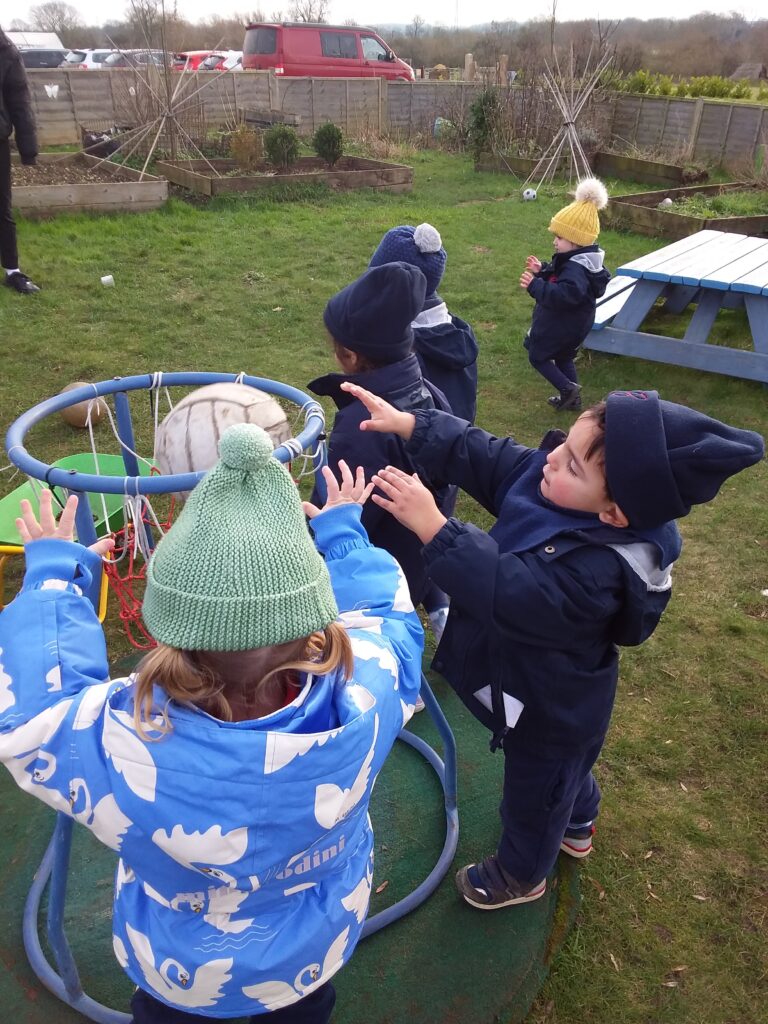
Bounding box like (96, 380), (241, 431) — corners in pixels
(560, 824), (595, 859)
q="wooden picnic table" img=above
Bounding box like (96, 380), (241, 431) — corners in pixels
(584, 229), (768, 383)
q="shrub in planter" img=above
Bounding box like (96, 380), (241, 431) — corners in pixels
(229, 126), (264, 171)
(469, 87), (503, 162)
(264, 124), (300, 171)
(312, 122), (343, 167)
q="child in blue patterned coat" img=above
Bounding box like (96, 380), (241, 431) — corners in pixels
(0, 425), (423, 1023)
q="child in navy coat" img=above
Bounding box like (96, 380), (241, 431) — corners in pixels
(521, 179), (611, 412)
(308, 262), (455, 654)
(369, 223), (479, 425)
(339, 382), (764, 910)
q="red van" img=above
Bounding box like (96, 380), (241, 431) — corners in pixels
(242, 22), (414, 80)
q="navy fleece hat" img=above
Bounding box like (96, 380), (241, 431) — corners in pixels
(605, 390), (764, 529)
(323, 262), (427, 363)
(369, 223), (447, 300)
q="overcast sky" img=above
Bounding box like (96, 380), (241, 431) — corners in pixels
(8, 0), (767, 32)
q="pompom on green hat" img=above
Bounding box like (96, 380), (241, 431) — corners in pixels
(142, 423), (338, 651)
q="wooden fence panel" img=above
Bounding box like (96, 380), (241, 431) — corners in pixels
(28, 70), (79, 144)
(693, 103), (732, 160)
(722, 104), (763, 168)
(660, 100), (694, 153)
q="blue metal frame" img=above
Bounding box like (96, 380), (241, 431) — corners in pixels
(9, 372), (459, 1022)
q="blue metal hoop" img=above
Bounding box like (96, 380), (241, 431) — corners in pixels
(8, 372), (459, 1021)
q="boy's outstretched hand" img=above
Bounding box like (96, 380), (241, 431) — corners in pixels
(303, 459), (374, 519)
(339, 382), (416, 440)
(371, 466), (447, 544)
(525, 255), (542, 273)
(520, 270), (535, 289)
(16, 489), (115, 557)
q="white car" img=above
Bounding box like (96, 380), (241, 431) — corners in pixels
(61, 49), (117, 70)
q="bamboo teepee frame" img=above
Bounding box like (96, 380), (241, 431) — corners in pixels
(523, 45), (612, 193)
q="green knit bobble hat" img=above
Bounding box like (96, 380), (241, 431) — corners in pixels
(142, 422), (338, 651)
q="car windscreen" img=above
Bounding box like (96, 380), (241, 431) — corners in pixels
(201, 55), (222, 69)
(244, 28), (277, 55)
(64, 51), (86, 63)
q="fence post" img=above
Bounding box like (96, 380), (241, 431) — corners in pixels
(688, 97), (705, 162)
(268, 70), (279, 111)
(751, 107), (765, 166)
(718, 103), (735, 167)
(464, 53), (474, 82)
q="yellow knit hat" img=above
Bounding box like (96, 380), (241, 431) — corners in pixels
(549, 178), (609, 247)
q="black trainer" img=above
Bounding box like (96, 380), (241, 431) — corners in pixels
(548, 385), (582, 412)
(455, 854), (546, 910)
(4, 271), (41, 294)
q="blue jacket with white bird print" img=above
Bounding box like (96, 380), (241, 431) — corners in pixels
(524, 245), (611, 361)
(0, 504), (422, 1018)
(406, 409), (681, 754)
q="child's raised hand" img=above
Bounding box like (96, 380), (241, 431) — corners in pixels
(16, 489), (115, 557)
(525, 255), (542, 273)
(370, 466), (447, 544)
(520, 270), (535, 290)
(339, 382), (415, 440)
(302, 460), (374, 519)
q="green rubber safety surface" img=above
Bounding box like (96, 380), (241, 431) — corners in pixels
(0, 668), (579, 1024)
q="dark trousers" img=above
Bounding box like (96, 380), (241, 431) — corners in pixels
(528, 350), (579, 394)
(130, 982), (336, 1024)
(0, 139), (18, 270)
(496, 738), (602, 888)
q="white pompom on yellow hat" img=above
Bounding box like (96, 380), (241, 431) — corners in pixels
(549, 178), (609, 247)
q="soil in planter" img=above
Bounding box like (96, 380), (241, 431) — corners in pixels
(11, 159), (139, 186)
(224, 156), (363, 176)
(667, 189), (768, 217)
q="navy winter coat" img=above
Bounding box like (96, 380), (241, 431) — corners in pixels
(0, 36), (37, 160)
(412, 302), (479, 424)
(407, 409), (680, 755)
(525, 245), (610, 361)
(309, 355), (454, 606)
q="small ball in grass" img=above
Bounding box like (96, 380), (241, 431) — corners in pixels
(522, 188), (537, 202)
(659, 197), (674, 208)
(59, 382), (108, 429)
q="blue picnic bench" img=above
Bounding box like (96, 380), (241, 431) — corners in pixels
(585, 229), (768, 384)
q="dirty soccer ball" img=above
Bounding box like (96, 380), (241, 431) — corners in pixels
(522, 188), (537, 201)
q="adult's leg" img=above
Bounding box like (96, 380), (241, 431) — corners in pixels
(0, 139), (19, 270)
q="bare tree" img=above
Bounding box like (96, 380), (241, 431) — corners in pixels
(126, 0), (160, 47)
(10, 19), (33, 30)
(288, 0), (328, 23)
(30, 2), (83, 37)
(549, 0), (557, 56)
(408, 16), (426, 41)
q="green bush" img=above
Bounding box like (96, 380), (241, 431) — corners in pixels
(312, 122), (344, 167)
(264, 124), (300, 171)
(469, 87), (503, 162)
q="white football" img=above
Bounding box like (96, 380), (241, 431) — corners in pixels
(659, 197), (674, 207)
(155, 383), (291, 498)
(522, 188), (537, 201)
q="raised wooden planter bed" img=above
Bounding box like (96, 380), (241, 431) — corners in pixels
(474, 153), (568, 176)
(11, 153), (167, 217)
(154, 156), (413, 196)
(604, 182), (767, 240)
(593, 151), (708, 187)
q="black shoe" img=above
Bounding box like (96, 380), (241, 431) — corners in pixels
(455, 854), (546, 910)
(4, 271), (40, 294)
(548, 385), (582, 412)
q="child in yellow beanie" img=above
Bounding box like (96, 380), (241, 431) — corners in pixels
(520, 178), (610, 411)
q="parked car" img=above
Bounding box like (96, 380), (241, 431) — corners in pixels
(61, 49), (116, 70)
(242, 22), (414, 80)
(20, 48), (69, 69)
(200, 50), (242, 72)
(199, 50), (241, 72)
(102, 50), (169, 70)
(172, 50), (222, 71)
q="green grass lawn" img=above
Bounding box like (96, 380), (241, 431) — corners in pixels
(2, 149), (767, 1024)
